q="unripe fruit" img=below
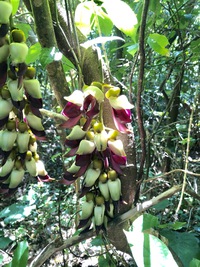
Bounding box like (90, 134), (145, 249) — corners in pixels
(99, 172), (107, 183)
(86, 130), (94, 140)
(93, 121), (104, 133)
(86, 192), (95, 202)
(108, 169), (118, 181)
(105, 86), (121, 98)
(93, 159), (103, 170)
(25, 67), (36, 79)
(1, 88), (11, 99)
(11, 29), (26, 43)
(107, 130), (118, 140)
(6, 119), (16, 131)
(18, 121), (29, 133)
(95, 195), (105, 206)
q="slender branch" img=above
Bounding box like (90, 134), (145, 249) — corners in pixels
(135, 0), (149, 196)
(175, 88), (199, 216)
(29, 185), (182, 267)
(145, 168), (200, 183)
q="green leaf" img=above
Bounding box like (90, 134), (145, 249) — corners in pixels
(189, 258), (200, 267)
(103, 0), (138, 41)
(153, 199), (170, 211)
(142, 213), (159, 231)
(75, 2), (94, 36)
(11, 0), (20, 15)
(96, 11), (113, 36)
(0, 203), (36, 224)
(91, 235), (105, 246)
(25, 42), (41, 64)
(127, 43), (139, 56)
(62, 56), (75, 72)
(98, 255), (110, 267)
(147, 33), (170, 56)
(129, 214), (159, 232)
(161, 230), (200, 267)
(124, 230), (178, 267)
(0, 237), (12, 249)
(81, 36), (124, 49)
(11, 241), (28, 267)
(39, 47), (62, 68)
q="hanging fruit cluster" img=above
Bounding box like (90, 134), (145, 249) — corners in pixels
(61, 82), (133, 232)
(0, 0), (49, 195)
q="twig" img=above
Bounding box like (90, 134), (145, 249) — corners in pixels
(175, 89), (199, 216)
(144, 169), (200, 183)
(29, 185), (182, 267)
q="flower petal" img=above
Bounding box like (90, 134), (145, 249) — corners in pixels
(64, 90), (84, 106)
(62, 102), (82, 118)
(108, 95), (134, 110)
(112, 108), (132, 133)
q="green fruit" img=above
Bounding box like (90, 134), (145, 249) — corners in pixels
(108, 169), (118, 181)
(11, 29), (26, 43)
(6, 119), (16, 131)
(95, 195), (105, 206)
(99, 173), (107, 183)
(18, 121), (29, 133)
(93, 159), (103, 170)
(25, 67), (36, 79)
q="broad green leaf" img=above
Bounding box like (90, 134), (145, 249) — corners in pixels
(153, 199), (170, 211)
(97, 11), (113, 36)
(39, 47), (62, 68)
(75, 2), (94, 36)
(0, 203), (36, 224)
(149, 0), (161, 16)
(142, 213), (159, 231)
(62, 56), (75, 72)
(0, 237), (12, 249)
(103, 0), (138, 41)
(161, 230), (200, 267)
(11, 0), (20, 15)
(189, 258), (200, 267)
(124, 230), (178, 267)
(25, 42), (41, 64)
(91, 10), (113, 36)
(11, 241), (28, 267)
(129, 214), (159, 232)
(147, 33), (170, 56)
(81, 36), (124, 49)
(91, 235), (105, 246)
(127, 43), (139, 56)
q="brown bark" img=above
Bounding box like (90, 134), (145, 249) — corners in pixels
(27, 0), (70, 108)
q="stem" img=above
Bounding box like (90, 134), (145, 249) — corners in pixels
(135, 0), (149, 197)
(175, 89), (198, 215)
